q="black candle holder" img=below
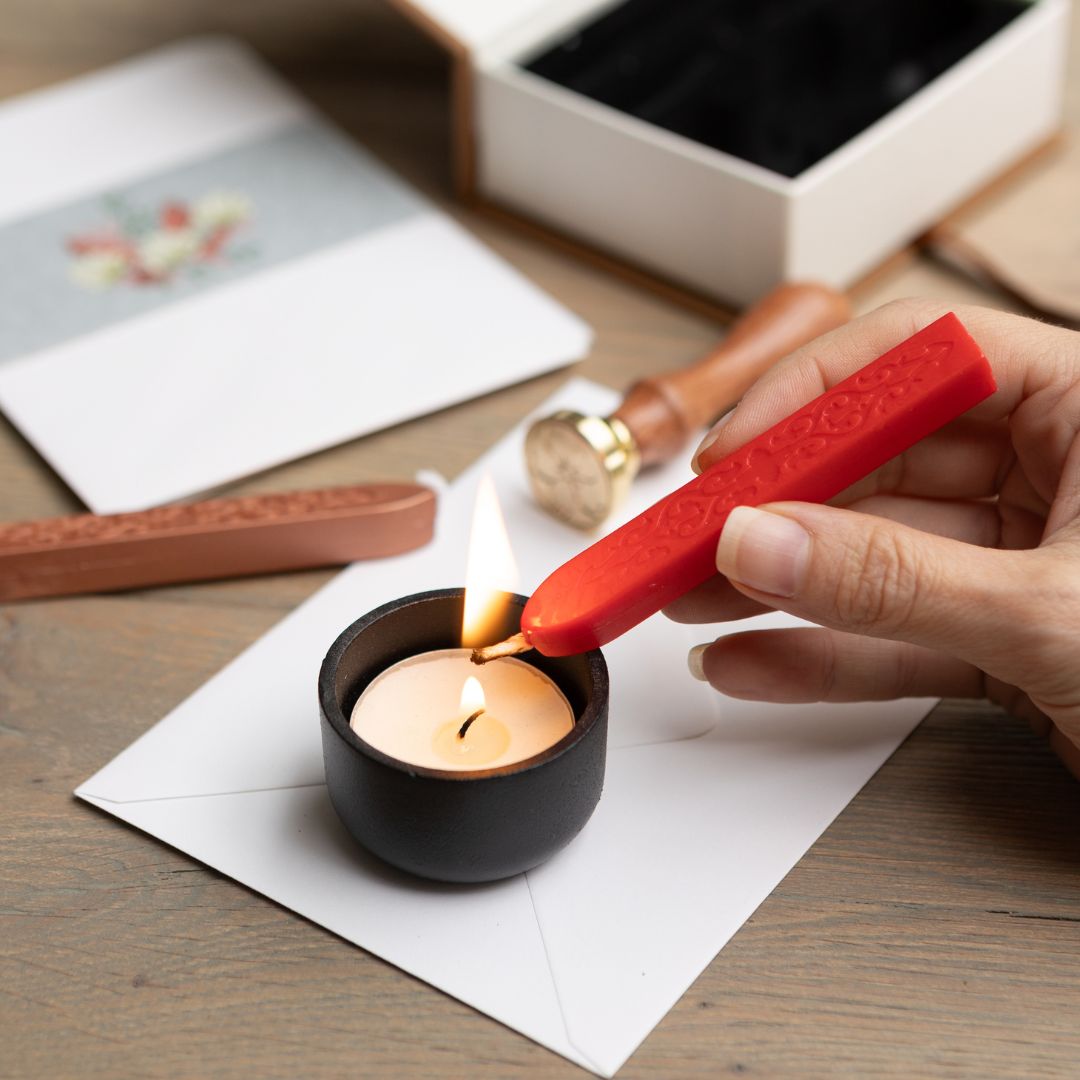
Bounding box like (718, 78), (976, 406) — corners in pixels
(318, 589), (608, 883)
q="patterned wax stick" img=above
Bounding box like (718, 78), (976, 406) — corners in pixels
(514, 313), (996, 657)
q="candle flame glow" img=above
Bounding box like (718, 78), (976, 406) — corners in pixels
(459, 674), (485, 714)
(461, 473), (519, 647)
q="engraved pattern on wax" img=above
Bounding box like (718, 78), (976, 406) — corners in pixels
(566, 338), (955, 603)
(0, 486), (403, 551)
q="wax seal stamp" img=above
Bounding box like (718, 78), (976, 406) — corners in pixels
(525, 411), (639, 530)
(524, 282), (850, 529)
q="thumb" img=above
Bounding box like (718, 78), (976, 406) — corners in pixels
(714, 502), (1033, 673)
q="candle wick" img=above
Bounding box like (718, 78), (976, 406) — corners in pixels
(471, 632), (532, 665)
(457, 709), (485, 740)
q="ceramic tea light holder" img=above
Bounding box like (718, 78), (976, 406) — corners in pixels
(319, 588), (608, 883)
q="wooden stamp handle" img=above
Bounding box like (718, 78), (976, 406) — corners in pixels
(613, 282), (851, 465)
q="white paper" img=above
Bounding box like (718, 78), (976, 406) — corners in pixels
(77, 379), (934, 1076)
(0, 39), (590, 512)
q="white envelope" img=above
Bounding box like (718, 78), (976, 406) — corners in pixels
(76, 379), (934, 1076)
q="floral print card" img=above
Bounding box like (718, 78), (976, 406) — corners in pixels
(0, 39), (590, 513)
(66, 191), (258, 291)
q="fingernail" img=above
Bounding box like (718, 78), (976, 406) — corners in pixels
(691, 409), (736, 473)
(716, 506), (809, 598)
(688, 643), (710, 681)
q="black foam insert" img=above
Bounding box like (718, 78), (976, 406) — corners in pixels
(523, 0), (1028, 178)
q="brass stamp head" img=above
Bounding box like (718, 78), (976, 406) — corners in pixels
(524, 411), (641, 530)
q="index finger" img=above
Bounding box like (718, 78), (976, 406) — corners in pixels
(694, 298), (1079, 477)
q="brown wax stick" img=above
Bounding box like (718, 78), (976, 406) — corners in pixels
(0, 483), (436, 602)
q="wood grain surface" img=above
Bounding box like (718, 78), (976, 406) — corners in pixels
(3, 3), (1080, 1077)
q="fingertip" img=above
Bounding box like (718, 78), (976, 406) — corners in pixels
(690, 442), (711, 476)
(688, 643), (711, 681)
(691, 408), (737, 473)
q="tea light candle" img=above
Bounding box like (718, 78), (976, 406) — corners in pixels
(350, 648), (574, 771)
(320, 588), (608, 882)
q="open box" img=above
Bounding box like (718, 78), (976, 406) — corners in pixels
(393, 0), (1069, 309)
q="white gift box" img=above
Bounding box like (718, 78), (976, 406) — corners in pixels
(394, 0), (1069, 307)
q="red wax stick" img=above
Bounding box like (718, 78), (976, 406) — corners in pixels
(521, 313), (996, 656)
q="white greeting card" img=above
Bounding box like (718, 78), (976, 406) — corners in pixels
(0, 38), (589, 512)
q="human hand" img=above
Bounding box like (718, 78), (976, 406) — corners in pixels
(664, 299), (1080, 775)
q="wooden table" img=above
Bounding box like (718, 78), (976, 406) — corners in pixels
(4, 6), (1080, 1077)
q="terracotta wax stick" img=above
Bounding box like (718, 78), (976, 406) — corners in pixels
(0, 483), (436, 602)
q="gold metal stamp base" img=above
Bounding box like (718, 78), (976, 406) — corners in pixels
(524, 411), (641, 531)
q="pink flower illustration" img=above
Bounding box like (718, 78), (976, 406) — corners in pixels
(67, 191), (257, 291)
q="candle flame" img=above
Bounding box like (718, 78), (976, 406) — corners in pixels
(462, 473), (519, 647)
(459, 675), (485, 714)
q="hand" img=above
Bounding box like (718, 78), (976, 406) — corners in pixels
(664, 299), (1080, 775)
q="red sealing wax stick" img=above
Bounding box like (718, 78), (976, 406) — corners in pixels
(521, 313), (997, 656)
